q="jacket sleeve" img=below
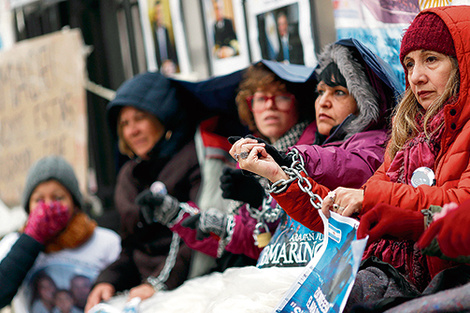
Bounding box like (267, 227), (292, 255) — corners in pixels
(0, 234), (43, 308)
(292, 130), (388, 190)
(170, 203), (264, 261)
(271, 175), (329, 233)
(225, 207), (264, 260)
(93, 247), (142, 292)
(169, 211), (220, 258)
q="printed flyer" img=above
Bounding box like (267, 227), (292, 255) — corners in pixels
(273, 211), (368, 313)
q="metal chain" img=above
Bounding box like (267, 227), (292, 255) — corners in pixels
(146, 232), (180, 292)
(269, 148), (323, 209)
(147, 202), (201, 291)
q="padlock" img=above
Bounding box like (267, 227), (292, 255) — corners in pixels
(254, 222), (272, 248)
(256, 232), (272, 248)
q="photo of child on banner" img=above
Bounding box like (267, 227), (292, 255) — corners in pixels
(274, 212), (367, 313)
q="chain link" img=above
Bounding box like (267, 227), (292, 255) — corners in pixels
(247, 148), (324, 246)
(146, 232), (180, 292)
(269, 148), (323, 209)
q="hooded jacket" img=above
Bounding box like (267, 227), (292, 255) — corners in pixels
(96, 72), (201, 291)
(362, 6), (470, 279)
(270, 38), (401, 232)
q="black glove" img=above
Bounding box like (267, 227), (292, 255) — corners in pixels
(227, 136), (243, 144)
(136, 189), (181, 226)
(181, 209), (229, 240)
(220, 167), (264, 207)
(245, 135), (291, 167)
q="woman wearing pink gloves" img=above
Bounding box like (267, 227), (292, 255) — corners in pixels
(0, 156), (120, 312)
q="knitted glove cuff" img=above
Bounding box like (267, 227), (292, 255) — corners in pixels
(200, 210), (228, 239)
(154, 195), (182, 225)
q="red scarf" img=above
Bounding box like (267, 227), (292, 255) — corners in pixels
(386, 109), (445, 184)
(364, 109), (445, 291)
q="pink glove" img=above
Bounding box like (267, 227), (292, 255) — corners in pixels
(357, 203), (424, 244)
(417, 200), (470, 259)
(24, 201), (71, 244)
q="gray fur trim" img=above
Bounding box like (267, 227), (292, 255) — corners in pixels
(316, 43), (379, 137)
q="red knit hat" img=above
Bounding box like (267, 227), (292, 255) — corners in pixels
(400, 12), (456, 65)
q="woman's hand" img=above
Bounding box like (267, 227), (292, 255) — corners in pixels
(128, 283), (155, 301)
(229, 138), (288, 183)
(85, 283), (115, 312)
(321, 187), (363, 218)
(24, 201), (71, 244)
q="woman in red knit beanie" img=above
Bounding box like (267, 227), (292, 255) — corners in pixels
(232, 4), (470, 312)
(325, 6), (470, 312)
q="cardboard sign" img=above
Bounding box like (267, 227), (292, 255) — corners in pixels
(0, 29), (87, 207)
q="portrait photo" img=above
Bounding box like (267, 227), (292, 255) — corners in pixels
(245, 0), (317, 67)
(201, 0), (250, 76)
(138, 0), (191, 76)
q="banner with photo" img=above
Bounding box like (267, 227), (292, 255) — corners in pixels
(200, 0), (251, 76)
(244, 0), (317, 68)
(333, 0), (470, 88)
(138, 0), (191, 76)
(273, 212), (367, 313)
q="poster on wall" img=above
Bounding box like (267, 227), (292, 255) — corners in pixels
(138, 0), (191, 76)
(332, 0), (469, 88)
(245, 0), (317, 68)
(0, 0), (15, 51)
(200, 0), (250, 76)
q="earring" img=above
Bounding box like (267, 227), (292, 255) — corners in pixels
(165, 130), (172, 140)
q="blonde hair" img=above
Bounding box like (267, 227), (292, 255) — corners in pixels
(117, 123), (134, 158)
(388, 57), (460, 159)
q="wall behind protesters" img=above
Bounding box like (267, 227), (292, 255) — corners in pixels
(0, 0), (336, 231)
(0, 29), (88, 208)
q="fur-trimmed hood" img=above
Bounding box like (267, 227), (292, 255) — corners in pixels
(316, 39), (403, 138)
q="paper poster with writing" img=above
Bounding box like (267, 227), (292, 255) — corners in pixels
(273, 211), (367, 313)
(0, 29), (87, 207)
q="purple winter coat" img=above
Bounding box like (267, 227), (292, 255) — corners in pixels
(170, 123), (389, 261)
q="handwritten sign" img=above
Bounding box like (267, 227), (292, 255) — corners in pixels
(0, 29), (88, 207)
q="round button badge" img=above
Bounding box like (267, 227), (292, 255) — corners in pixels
(411, 167), (436, 187)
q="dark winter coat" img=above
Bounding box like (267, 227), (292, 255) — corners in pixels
(96, 72), (201, 291)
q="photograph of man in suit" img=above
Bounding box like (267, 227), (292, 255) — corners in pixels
(212, 0), (239, 59)
(152, 0), (178, 75)
(276, 11), (304, 65)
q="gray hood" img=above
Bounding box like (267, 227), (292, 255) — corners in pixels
(316, 43), (381, 138)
